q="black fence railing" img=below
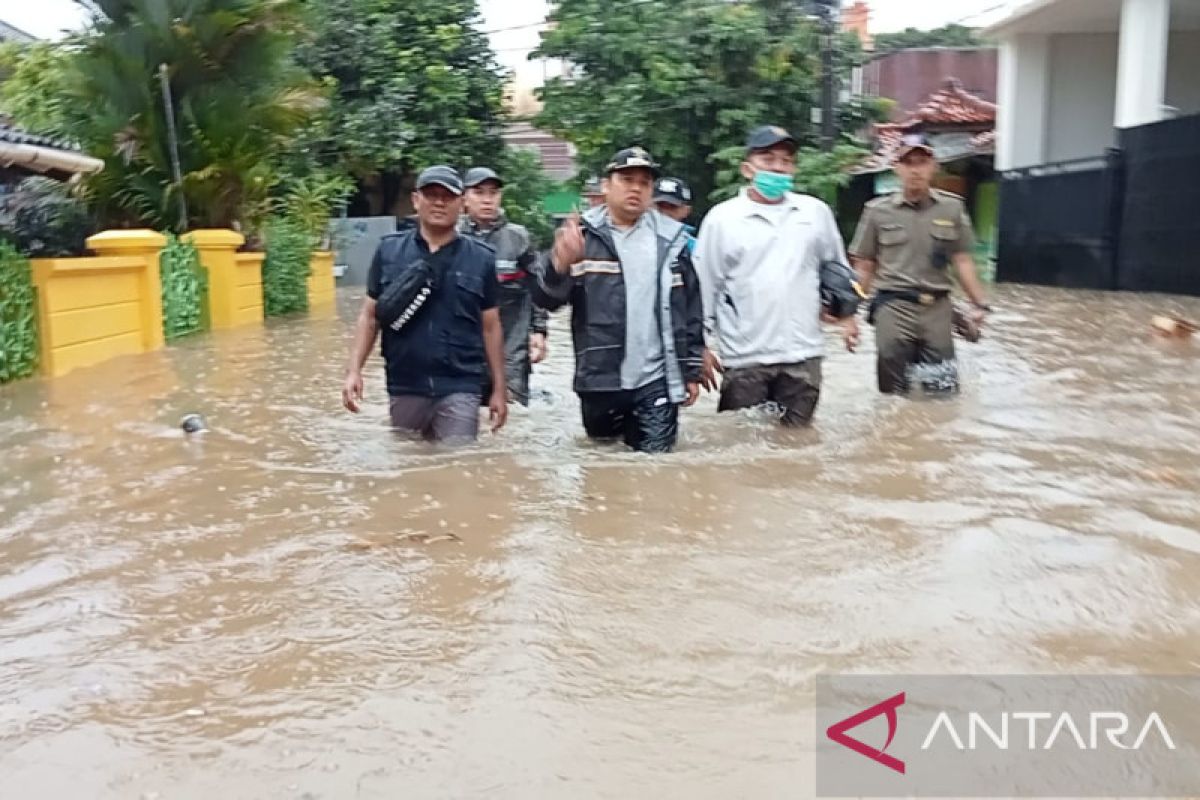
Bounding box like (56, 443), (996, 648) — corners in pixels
(997, 150), (1123, 290)
(997, 113), (1200, 297)
(1116, 114), (1200, 296)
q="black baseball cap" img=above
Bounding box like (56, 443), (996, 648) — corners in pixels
(415, 165), (464, 195)
(746, 125), (798, 153)
(653, 177), (694, 207)
(604, 146), (661, 177)
(464, 167), (503, 188)
(896, 132), (935, 160)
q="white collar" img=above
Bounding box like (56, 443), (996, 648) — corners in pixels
(737, 188), (803, 219)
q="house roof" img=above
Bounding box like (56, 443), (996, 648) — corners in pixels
(984, 0), (1200, 37)
(0, 124), (72, 150)
(0, 19), (38, 43)
(0, 123), (104, 181)
(905, 78), (997, 126)
(854, 80), (997, 174)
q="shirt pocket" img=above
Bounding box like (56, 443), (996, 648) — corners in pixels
(879, 224), (909, 248)
(451, 272), (484, 323)
(930, 225), (959, 268)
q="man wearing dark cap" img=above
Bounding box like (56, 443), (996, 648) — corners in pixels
(342, 165), (508, 442)
(653, 176), (697, 255)
(531, 147), (705, 453)
(849, 133), (992, 395)
(458, 166), (549, 406)
(693, 125), (859, 428)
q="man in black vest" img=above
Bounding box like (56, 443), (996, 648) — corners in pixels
(342, 165), (508, 441)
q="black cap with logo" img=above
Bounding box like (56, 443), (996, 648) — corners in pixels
(604, 146), (661, 177)
(653, 177), (694, 207)
(415, 165), (464, 195)
(463, 167), (503, 188)
(746, 125), (798, 154)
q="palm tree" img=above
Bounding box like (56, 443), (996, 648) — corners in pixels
(69, 0), (323, 232)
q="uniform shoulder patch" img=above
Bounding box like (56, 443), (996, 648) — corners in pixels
(933, 188), (965, 202)
(865, 194), (893, 209)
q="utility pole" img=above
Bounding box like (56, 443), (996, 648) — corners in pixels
(158, 63), (188, 232)
(816, 0), (839, 152)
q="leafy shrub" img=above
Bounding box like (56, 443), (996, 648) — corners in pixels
(0, 241), (38, 383)
(261, 216), (310, 316)
(159, 234), (207, 340)
(0, 178), (94, 257)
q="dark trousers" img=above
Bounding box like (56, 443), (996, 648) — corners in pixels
(874, 295), (956, 395)
(718, 359), (823, 427)
(578, 379), (679, 454)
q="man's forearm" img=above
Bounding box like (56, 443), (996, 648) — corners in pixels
(852, 257), (878, 295)
(483, 317), (506, 395)
(953, 254), (989, 306)
(346, 309), (379, 375)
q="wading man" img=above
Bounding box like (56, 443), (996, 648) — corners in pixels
(458, 167), (549, 406)
(694, 125), (859, 427)
(342, 165), (508, 442)
(532, 147), (705, 454)
(848, 133), (992, 395)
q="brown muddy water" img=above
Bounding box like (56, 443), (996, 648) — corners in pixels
(2, 286), (1199, 798)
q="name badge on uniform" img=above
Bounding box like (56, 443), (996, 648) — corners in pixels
(933, 219), (955, 228)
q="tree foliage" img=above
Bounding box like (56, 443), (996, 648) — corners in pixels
(873, 24), (984, 55)
(534, 0), (864, 212)
(59, 0), (323, 233)
(498, 148), (559, 249)
(0, 42), (76, 138)
(297, 0), (506, 216)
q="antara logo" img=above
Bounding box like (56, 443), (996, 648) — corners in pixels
(826, 692), (907, 775)
(826, 693), (1178, 776)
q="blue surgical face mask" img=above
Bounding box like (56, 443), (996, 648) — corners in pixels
(752, 169), (793, 201)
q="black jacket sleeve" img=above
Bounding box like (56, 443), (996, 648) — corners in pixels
(519, 244), (550, 335)
(678, 247), (705, 384)
(530, 250), (574, 312)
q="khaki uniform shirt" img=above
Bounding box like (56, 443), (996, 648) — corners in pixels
(849, 189), (976, 293)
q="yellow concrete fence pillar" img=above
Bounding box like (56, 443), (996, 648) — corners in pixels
(185, 229), (263, 329)
(308, 250), (336, 309)
(30, 229), (167, 378)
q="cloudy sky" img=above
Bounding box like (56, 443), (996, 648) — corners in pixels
(5, 0), (1022, 79)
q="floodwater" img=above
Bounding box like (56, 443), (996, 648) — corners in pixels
(2, 285), (1199, 798)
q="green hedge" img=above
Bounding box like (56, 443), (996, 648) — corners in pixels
(160, 234), (208, 341)
(0, 242), (38, 383)
(262, 216), (311, 316)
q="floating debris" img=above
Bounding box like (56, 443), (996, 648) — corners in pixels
(180, 414), (208, 434)
(1151, 315), (1198, 338)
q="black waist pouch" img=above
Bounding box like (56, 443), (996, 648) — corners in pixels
(375, 258), (439, 332)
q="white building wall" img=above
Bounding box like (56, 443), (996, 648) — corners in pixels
(997, 34), (1050, 170)
(1166, 31), (1200, 115)
(1045, 33), (1120, 162)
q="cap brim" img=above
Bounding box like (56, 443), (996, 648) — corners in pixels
(749, 136), (798, 153)
(896, 145), (936, 160)
(418, 179), (464, 195)
(607, 160), (661, 176)
(465, 177), (504, 189)
(653, 194), (685, 206)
